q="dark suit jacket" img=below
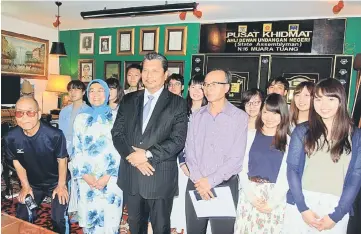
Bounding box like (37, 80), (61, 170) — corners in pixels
(111, 88), (188, 199)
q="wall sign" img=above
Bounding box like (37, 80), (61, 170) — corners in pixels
(200, 19), (345, 54)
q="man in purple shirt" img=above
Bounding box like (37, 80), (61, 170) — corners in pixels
(185, 69), (248, 234)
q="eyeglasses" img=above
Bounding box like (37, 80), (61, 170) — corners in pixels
(245, 101), (261, 106)
(168, 83), (181, 88)
(202, 82), (228, 89)
(15, 110), (38, 118)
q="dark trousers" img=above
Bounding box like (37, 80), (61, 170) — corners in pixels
(16, 186), (70, 234)
(347, 188), (361, 234)
(185, 175), (239, 234)
(127, 193), (174, 234)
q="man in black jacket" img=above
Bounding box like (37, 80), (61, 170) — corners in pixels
(112, 52), (188, 234)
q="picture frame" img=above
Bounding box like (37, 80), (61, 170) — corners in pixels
(79, 32), (94, 55)
(124, 61), (142, 88)
(1, 30), (49, 80)
(139, 27), (159, 54)
(117, 28), (134, 55)
(99, 35), (111, 54)
(164, 26), (187, 55)
(61, 94), (72, 108)
(104, 61), (121, 79)
(168, 61), (184, 76)
(78, 59), (95, 83)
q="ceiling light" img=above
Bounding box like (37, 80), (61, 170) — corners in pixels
(50, 1), (67, 56)
(80, 2), (197, 19)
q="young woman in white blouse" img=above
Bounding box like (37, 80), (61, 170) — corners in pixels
(235, 93), (290, 234)
(284, 78), (361, 234)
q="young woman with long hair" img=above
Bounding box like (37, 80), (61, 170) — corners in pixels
(171, 74), (208, 234)
(289, 81), (314, 129)
(284, 78), (361, 234)
(235, 93), (290, 233)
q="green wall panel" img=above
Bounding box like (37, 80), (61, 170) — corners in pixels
(59, 23), (200, 96)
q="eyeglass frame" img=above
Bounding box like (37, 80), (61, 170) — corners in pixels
(245, 101), (262, 107)
(15, 110), (39, 118)
(168, 82), (182, 88)
(202, 82), (229, 89)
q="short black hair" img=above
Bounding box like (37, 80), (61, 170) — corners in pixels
(240, 88), (265, 111)
(267, 76), (289, 91)
(106, 78), (124, 104)
(67, 80), (86, 91)
(241, 88), (265, 104)
(142, 52), (168, 72)
(126, 63), (142, 75)
(166, 73), (184, 85)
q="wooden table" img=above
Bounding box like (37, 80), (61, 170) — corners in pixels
(1, 213), (56, 234)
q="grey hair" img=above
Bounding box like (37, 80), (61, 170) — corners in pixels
(142, 52), (168, 72)
(210, 68), (232, 84)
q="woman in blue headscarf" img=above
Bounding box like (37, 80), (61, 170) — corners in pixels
(71, 79), (123, 234)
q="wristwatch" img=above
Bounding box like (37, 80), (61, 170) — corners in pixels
(145, 150), (153, 159)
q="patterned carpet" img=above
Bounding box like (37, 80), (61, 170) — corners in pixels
(1, 176), (129, 234)
(1, 176), (182, 234)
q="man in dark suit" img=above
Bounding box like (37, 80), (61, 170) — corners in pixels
(112, 52), (188, 234)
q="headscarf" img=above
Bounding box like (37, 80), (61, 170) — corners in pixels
(85, 79), (112, 125)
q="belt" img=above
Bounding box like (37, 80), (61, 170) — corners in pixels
(218, 175), (238, 186)
(248, 176), (270, 183)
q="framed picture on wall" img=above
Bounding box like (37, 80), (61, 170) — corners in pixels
(78, 59), (95, 83)
(117, 28), (134, 55)
(1, 30), (49, 80)
(104, 61), (121, 79)
(168, 61), (184, 76)
(79, 32), (94, 54)
(99, 36), (111, 54)
(139, 27), (159, 54)
(124, 61), (142, 88)
(164, 26), (187, 55)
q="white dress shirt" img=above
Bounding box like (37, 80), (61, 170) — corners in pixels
(142, 86), (164, 133)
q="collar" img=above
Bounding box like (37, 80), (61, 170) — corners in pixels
(200, 100), (233, 117)
(144, 86), (164, 102)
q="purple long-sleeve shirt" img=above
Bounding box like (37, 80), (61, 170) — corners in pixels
(185, 101), (248, 188)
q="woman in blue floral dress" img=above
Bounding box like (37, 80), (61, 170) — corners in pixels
(72, 79), (123, 234)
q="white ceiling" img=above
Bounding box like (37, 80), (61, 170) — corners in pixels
(2, 0), (361, 30)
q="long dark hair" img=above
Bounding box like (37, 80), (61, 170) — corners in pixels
(106, 78), (124, 104)
(305, 78), (353, 162)
(186, 74), (208, 117)
(256, 93), (289, 152)
(289, 81), (315, 126)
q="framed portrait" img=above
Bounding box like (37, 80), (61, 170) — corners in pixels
(139, 27), (159, 54)
(164, 26), (187, 55)
(61, 94), (72, 108)
(78, 59), (95, 83)
(104, 61), (121, 79)
(168, 61), (184, 76)
(99, 36), (111, 54)
(1, 30), (49, 79)
(79, 32), (94, 55)
(123, 61), (142, 88)
(117, 28), (134, 55)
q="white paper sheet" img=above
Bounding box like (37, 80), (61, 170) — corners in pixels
(189, 186), (236, 218)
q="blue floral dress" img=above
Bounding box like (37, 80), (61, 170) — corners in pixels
(72, 113), (123, 234)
